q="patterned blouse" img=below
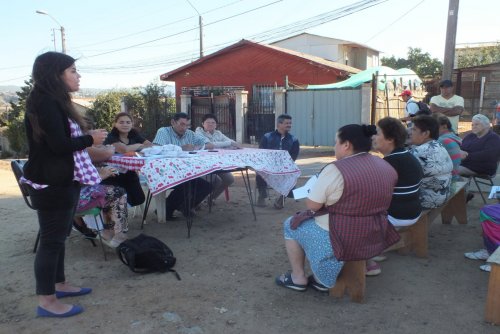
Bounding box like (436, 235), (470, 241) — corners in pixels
(410, 140), (453, 209)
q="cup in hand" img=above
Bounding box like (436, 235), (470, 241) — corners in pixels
(89, 129), (107, 145)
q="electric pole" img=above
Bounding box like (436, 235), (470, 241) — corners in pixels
(199, 15), (204, 58)
(442, 0), (459, 80)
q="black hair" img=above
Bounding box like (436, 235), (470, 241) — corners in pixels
(337, 124), (377, 153)
(202, 113), (218, 123)
(277, 114), (292, 124)
(26, 51), (86, 141)
(432, 113), (452, 131)
(412, 115), (439, 140)
(172, 112), (190, 121)
(376, 117), (407, 149)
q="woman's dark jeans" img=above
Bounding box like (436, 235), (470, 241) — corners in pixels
(28, 182), (80, 295)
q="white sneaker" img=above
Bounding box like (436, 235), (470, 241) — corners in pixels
(371, 255), (387, 262)
(480, 264), (492, 272)
(464, 249), (490, 261)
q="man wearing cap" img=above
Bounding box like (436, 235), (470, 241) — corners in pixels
(430, 80), (464, 132)
(399, 90), (420, 126)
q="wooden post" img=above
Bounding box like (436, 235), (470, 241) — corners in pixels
(442, 0), (460, 81)
(370, 73), (378, 125)
(485, 249), (500, 325)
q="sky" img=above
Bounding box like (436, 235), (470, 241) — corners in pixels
(1, 0), (499, 90)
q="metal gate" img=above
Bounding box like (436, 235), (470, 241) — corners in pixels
(286, 88), (363, 146)
(246, 85), (281, 143)
(189, 95), (236, 139)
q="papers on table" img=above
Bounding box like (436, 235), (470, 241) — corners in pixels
(292, 175), (318, 200)
(488, 186), (500, 199)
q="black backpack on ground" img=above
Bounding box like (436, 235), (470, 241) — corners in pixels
(117, 234), (180, 280)
(409, 101), (432, 116)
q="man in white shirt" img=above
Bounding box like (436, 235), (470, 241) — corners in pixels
(430, 80), (464, 132)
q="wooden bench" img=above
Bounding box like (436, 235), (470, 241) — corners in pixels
(329, 261), (366, 303)
(485, 247), (500, 325)
(329, 181), (468, 302)
(394, 181), (468, 258)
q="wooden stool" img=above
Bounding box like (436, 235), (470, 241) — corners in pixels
(329, 260), (366, 303)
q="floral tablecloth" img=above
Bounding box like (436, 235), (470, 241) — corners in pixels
(108, 148), (301, 196)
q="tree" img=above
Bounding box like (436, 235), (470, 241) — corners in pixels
(381, 47), (443, 78)
(457, 43), (500, 68)
(4, 79), (33, 156)
(87, 91), (129, 130)
(86, 85), (175, 139)
(140, 83), (176, 139)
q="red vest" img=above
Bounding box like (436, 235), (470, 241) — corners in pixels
(328, 153), (400, 261)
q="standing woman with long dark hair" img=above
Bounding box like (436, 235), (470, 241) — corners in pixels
(23, 52), (107, 317)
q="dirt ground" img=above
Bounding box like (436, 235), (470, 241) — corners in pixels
(0, 148), (499, 334)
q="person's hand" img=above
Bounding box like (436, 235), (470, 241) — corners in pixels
(290, 210), (316, 229)
(181, 144), (195, 151)
(98, 166), (118, 180)
(460, 150), (468, 159)
(104, 145), (115, 155)
(89, 129), (107, 145)
(142, 141), (153, 148)
(205, 143), (215, 150)
(231, 141), (242, 148)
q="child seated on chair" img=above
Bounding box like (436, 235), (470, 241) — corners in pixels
(73, 144), (130, 248)
(74, 165), (129, 248)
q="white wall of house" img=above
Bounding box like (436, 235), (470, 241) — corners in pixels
(273, 34), (342, 62)
(272, 33), (380, 70)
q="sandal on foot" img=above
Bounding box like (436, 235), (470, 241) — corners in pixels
(275, 272), (307, 292)
(308, 275), (329, 292)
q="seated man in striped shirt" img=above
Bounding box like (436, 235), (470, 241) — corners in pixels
(153, 112), (214, 220)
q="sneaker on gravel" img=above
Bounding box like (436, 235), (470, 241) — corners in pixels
(480, 264), (492, 272)
(371, 255), (387, 262)
(365, 261), (381, 276)
(464, 249), (490, 261)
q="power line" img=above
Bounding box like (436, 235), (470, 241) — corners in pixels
(85, 0), (283, 58)
(79, 0), (388, 76)
(363, 0), (426, 44)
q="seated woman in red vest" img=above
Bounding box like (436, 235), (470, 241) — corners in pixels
(275, 124), (399, 292)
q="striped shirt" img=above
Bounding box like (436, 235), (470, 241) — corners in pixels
(437, 131), (462, 180)
(153, 127), (209, 147)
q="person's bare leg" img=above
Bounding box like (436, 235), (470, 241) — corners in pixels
(283, 239), (308, 285)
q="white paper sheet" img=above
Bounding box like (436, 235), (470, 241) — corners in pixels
(488, 186), (500, 199)
(292, 175), (318, 200)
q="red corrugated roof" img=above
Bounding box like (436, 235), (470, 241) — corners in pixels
(160, 39), (360, 81)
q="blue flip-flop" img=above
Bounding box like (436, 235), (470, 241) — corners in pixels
(55, 287), (92, 299)
(37, 305), (84, 318)
(308, 275), (329, 292)
(275, 272), (307, 292)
